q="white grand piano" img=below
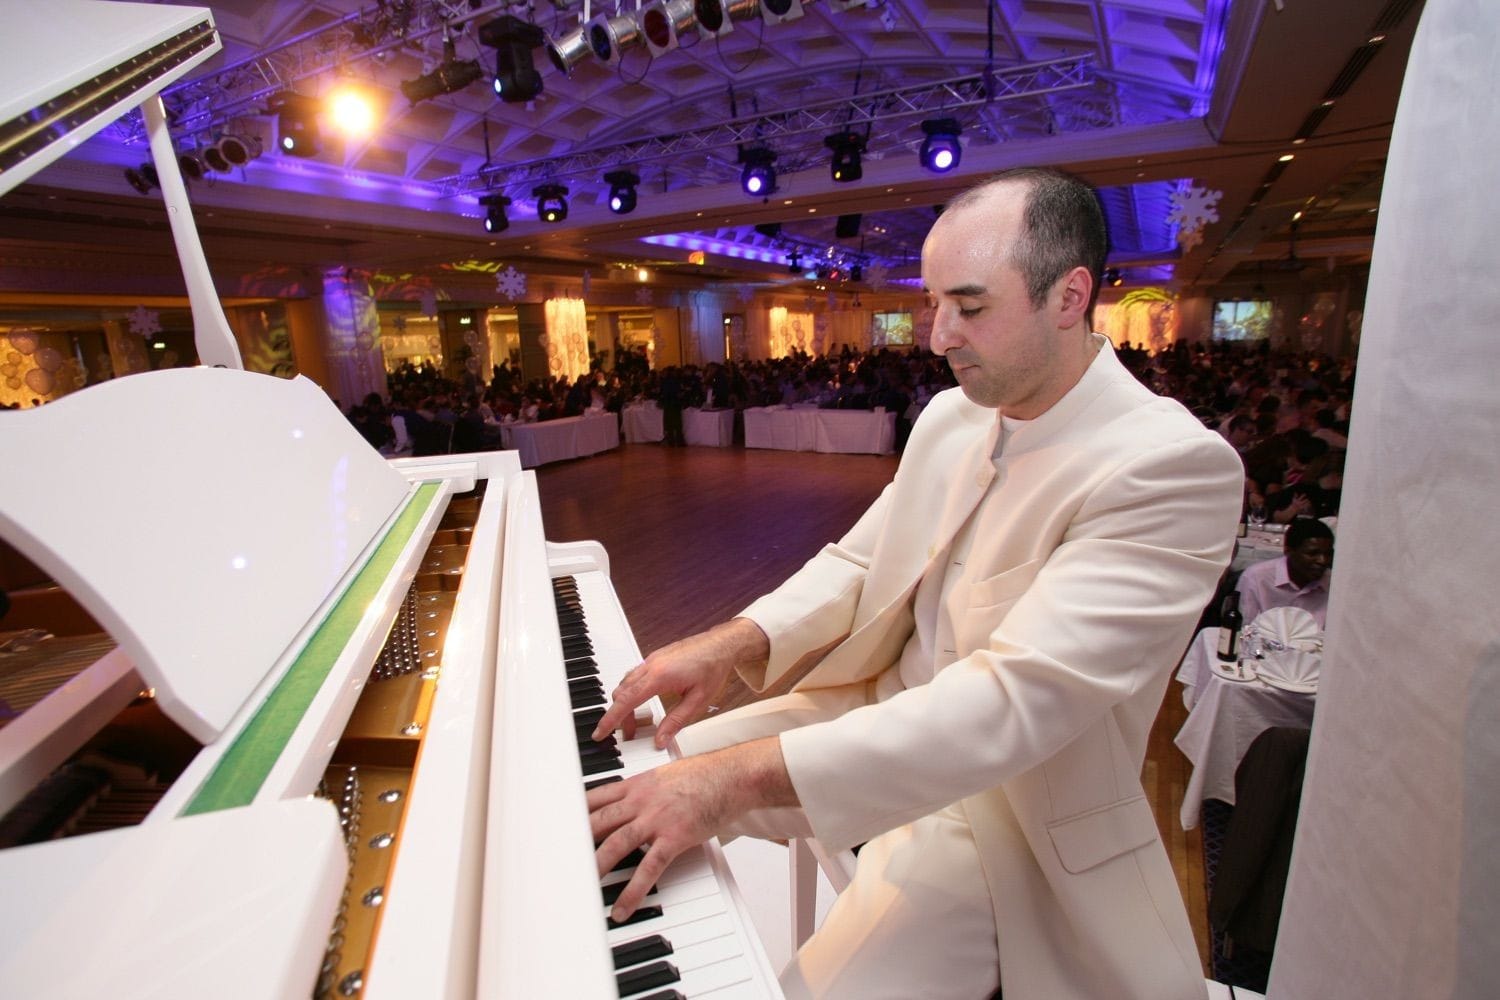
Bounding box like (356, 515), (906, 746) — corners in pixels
(0, 3), (781, 997)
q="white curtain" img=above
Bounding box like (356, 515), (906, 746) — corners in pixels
(543, 297), (589, 381)
(1272, 2), (1500, 997)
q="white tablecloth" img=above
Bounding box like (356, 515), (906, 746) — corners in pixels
(684, 407), (734, 447)
(742, 406), (895, 455)
(1173, 628), (1316, 829)
(499, 411), (620, 468)
(622, 402), (663, 443)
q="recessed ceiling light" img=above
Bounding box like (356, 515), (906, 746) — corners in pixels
(1279, 153), (1295, 162)
(1292, 137), (1307, 144)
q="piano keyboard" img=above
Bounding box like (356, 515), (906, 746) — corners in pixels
(551, 572), (783, 1000)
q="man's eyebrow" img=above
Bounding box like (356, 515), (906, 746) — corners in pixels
(941, 284), (987, 298)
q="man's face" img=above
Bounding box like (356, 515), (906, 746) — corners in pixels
(921, 185), (1063, 416)
(1286, 536), (1334, 587)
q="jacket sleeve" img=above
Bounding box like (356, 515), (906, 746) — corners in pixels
(735, 480), (893, 691)
(779, 431), (1245, 852)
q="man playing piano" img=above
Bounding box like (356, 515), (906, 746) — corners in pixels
(590, 168), (1243, 1000)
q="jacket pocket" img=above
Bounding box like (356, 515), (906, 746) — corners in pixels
(1045, 794), (1159, 874)
(966, 557), (1044, 611)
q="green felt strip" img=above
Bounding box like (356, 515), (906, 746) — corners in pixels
(181, 481), (443, 816)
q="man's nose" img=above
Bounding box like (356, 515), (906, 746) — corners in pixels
(929, 306), (962, 355)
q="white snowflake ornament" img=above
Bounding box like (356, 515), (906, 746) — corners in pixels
(127, 306), (161, 337)
(634, 286), (654, 306)
(1166, 185), (1222, 249)
(736, 284), (756, 304)
(496, 265), (527, 301)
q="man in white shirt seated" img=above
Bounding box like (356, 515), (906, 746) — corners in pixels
(1236, 516), (1334, 628)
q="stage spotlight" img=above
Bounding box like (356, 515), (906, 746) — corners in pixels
(480, 193), (512, 233)
(919, 117), (962, 173)
(201, 142), (231, 173)
(480, 15), (545, 104)
(328, 85), (377, 136)
(641, 0), (697, 56)
(850, 263), (864, 282)
(400, 37), (483, 105)
(824, 130), (864, 183)
(761, 0), (805, 24)
(835, 213), (862, 238)
(533, 183), (569, 222)
(587, 11), (645, 66)
(739, 147), (777, 197)
(216, 134), (259, 169)
(123, 162), (159, 194)
(604, 169), (640, 214)
(694, 0), (760, 37)
(273, 93), (321, 157)
(546, 26), (592, 76)
(787, 251), (803, 274)
(177, 151), (205, 182)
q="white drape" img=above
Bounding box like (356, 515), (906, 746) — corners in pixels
(543, 297), (589, 382)
(768, 307), (816, 358)
(1271, 2), (1500, 997)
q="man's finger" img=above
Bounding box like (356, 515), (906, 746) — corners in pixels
(654, 689), (707, 749)
(584, 777), (628, 813)
(592, 684), (643, 741)
(595, 821), (648, 881)
(609, 840), (678, 922)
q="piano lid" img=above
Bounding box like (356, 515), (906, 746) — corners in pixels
(0, 368), (412, 743)
(0, 0), (219, 196)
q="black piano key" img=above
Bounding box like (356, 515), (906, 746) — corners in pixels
(563, 639), (595, 657)
(615, 960), (681, 998)
(564, 658), (598, 678)
(609, 847), (647, 873)
(611, 934), (674, 970)
(581, 756), (625, 777)
(607, 905), (663, 930)
(570, 690), (606, 711)
(630, 991), (687, 1000)
(584, 775), (623, 791)
(578, 746), (621, 769)
(573, 707), (607, 730)
(602, 878), (657, 907)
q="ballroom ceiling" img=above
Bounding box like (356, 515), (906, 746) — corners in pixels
(1, 0), (1423, 295)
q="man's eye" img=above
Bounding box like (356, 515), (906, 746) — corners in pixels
(958, 306), (983, 319)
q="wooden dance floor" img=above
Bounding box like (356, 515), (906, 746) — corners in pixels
(536, 442), (1211, 971)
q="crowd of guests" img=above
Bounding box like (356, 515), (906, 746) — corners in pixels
(346, 337), (1354, 529)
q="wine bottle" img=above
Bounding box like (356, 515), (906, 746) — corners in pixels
(1217, 592), (1243, 662)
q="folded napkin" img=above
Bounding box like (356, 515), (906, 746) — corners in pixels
(1250, 606), (1321, 651)
(1255, 648), (1321, 692)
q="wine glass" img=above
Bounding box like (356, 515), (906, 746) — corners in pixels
(1247, 502), (1268, 531)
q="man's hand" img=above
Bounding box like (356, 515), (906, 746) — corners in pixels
(588, 737), (795, 922)
(591, 618), (770, 748)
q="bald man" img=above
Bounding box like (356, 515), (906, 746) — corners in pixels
(588, 168), (1242, 1000)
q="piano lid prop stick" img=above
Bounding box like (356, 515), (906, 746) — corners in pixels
(141, 96), (243, 371)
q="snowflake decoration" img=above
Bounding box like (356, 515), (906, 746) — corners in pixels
(127, 305), (161, 337)
(392, 315), (407, 332)
(1166, 185), (1222, 248)
(864, 264), (889, 290)
(880, 5), (898, 31)
(496, 265), (527, 300)
(419, 289), (439, 317)
(634, 286), (654, 306)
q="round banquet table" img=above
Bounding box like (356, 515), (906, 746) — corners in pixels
(1173, 627), (1317, 829)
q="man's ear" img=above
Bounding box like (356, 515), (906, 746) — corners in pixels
(1056, 266), (1093, 329)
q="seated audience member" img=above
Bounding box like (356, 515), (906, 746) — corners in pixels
(1236, 516), (1335, 628)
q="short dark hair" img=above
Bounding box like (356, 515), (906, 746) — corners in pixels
(949, 167), (1110, 311)
(1286, 516), (1334, 550)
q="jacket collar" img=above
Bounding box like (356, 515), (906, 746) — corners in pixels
(1001, 334), (1124, 456)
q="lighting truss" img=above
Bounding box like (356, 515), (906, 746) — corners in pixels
(439, 56), (1095, 197)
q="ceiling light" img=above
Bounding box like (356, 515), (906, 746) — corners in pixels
(588, 12), (645, 66)
(642, 0), (698, 56)
(546, 26), (592, 76)
(919, 117), (963, 173)
(208, 134), (259, 172)
(272, 93), (320, 157)
(604, 169), (640, 214)
(399, 38), (483, 105)
(480, 15), (545, 104)
(123, 162), (159, 194)
(760, 0), (805, 24)
(694, 0), (760, 37)
(825, 130), (864, 183)
(328, 85), (377, 136)
(1278, 153), (1296, 162)
(533, 183), (569, 222)
(480, 193), (511, 233)
(177, 151), (205, 182)
(739, 147), (777, 197)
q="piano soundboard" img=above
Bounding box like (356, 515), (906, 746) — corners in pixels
(0, 2), (783, 997)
